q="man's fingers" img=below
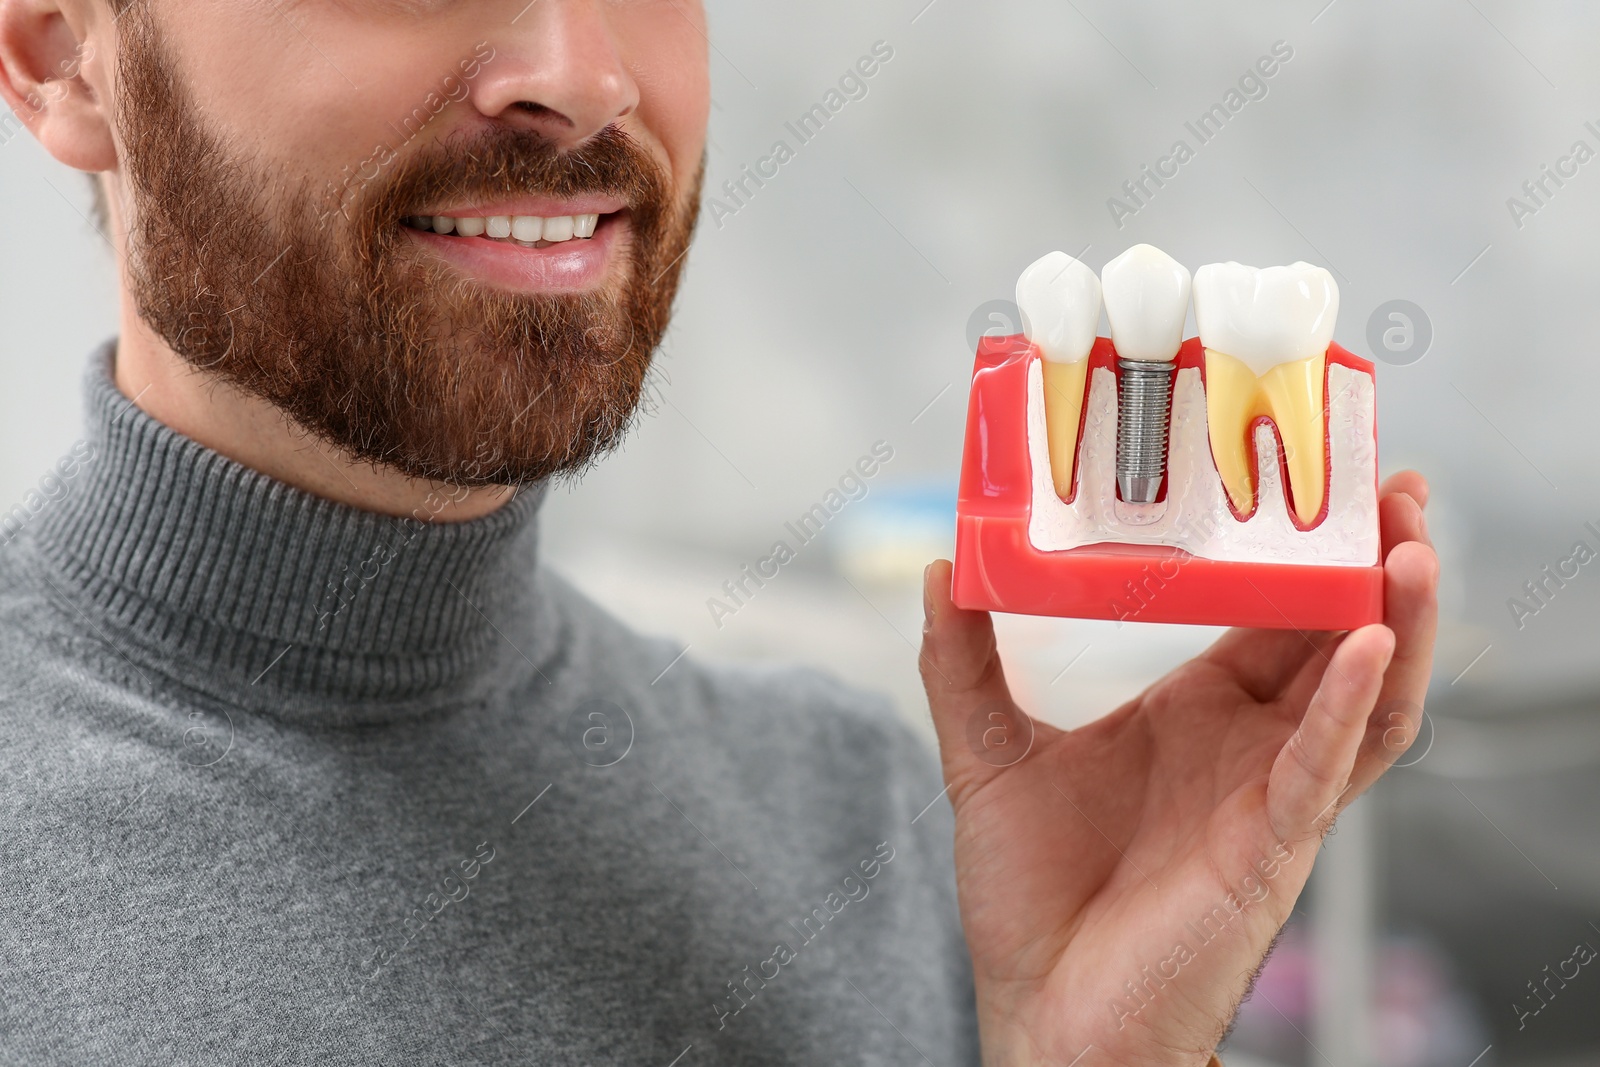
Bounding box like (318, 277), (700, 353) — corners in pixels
(1377, 539), (1440, 700)
(1380, 470), (1430, 512)
(1277, 630), (1352, 716)
(1278, 496), (1431, 711)
(1348, 538), (1440, 790)
(1266, 624), (1395, 842)
(1202, 627), (1340, 704)
(1379, 490), (1430, 561)
(1318, 472), (1436, 788)
(920, 560), (1039, 798)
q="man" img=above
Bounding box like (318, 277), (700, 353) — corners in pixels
(0, 0), (1439, 1063)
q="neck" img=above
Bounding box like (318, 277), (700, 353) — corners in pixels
(32, 340), (552, 722)
(112, 308), (517, 522)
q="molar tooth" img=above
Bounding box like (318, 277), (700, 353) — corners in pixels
(1016, 251), (1100, 500)
(431, 216), (456, 235)
(486, 216), (512, 239)
(454, 217), (486, 237)
(543, 215), (576, 242)
(1194, 261), (1338, 525)
(512, 216), (543, 242)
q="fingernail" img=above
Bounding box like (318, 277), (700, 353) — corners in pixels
(923, 564), (935, 628)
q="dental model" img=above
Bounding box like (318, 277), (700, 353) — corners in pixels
(951, 246), (1383, 630)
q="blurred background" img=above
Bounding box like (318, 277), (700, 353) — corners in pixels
(4, 0), (1599, 1063)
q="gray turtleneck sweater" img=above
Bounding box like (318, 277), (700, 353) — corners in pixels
(0, 345), (979, 1066)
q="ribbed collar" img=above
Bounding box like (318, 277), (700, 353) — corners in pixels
(26, 342), (551, 725)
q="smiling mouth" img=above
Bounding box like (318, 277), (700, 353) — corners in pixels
(400, 211), (615, 249)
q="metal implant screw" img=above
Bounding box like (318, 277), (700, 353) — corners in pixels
(1116, 359), (1175, 504)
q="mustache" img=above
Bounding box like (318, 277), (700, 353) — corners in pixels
(358, 124), (668, 228)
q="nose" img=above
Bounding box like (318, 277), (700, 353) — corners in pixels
(468, 0), (639, 146)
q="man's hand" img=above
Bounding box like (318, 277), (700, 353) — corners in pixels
(919, 473), (1439, 1067)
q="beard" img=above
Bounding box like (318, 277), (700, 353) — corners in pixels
(112, 7), (702, 487)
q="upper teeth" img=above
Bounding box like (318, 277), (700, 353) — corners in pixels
(1192, 262), (1338, 375)
(1101, 244), (1191, 363)
(1015, 251), (1101, 365)
(414, 213), (601, 243)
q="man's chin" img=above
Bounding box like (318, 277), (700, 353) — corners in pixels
(311, 310), (653, 488)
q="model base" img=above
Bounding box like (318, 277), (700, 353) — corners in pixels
(953, 522), (1383, 629)
(952, 334), (1384, 631)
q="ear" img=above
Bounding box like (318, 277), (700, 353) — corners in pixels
(0, 0), (117, 172)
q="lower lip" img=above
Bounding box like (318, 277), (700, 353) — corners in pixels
(402, 215), (623, 292)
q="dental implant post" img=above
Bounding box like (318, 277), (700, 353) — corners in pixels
(1101, 244), (1193, 505)
(1116, 359), (1175, 503)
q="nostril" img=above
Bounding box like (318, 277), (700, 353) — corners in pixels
(510, 100), (575, 127)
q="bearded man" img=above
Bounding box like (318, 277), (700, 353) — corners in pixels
(0, 2), (1439, 1064)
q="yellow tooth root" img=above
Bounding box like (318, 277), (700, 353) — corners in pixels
(1204, 350), (1327, 526)
(1260, 356), (1327, 525)
(1042, 360), (1089, 500)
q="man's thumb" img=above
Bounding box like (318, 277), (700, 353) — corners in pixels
(921, 560), (1037, 796)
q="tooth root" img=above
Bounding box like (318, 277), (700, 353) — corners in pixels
(1260, 355), (1326, 525)
(1042, 360), (1088, 500)
(1205, 350), (1327, 524)
(1204, 351), (1258, 516)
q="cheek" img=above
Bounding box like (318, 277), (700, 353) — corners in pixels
(158, 7), (482, 177)
(155, 7), (336, 156)
(622, 17), (710, 184)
